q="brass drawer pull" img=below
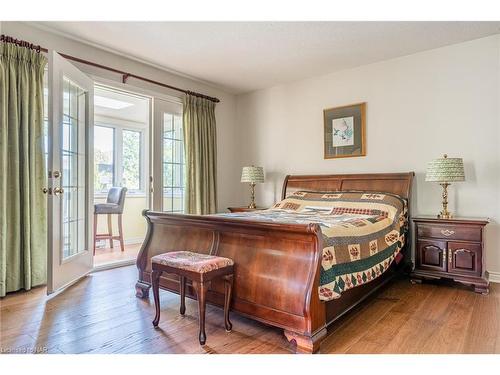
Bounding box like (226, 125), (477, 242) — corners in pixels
(440, 229), (455, 236)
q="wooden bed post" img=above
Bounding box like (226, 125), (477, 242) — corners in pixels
(135, 280), (151, 299)
(135, 209), (153, 299)
(284, 328), (327, 354)
(284, 222), (327, 354)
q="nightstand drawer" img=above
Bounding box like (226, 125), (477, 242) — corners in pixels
(417, 224), (482, 242)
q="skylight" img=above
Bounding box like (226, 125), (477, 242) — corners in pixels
(94, 95), (133, 109)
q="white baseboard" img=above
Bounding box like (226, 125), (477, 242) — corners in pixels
(95, 237), (143, 248)
(487, 271), (500, 283)
(92, 259), (135, 273)
(124, 237), (144, 245)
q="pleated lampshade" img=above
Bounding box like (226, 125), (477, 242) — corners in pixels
(425, 154), (465, 183)
(241, 166), (264, 183)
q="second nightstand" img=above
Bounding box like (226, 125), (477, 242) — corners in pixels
(227, 207), (266, 213)
(411, 216), (489, 294)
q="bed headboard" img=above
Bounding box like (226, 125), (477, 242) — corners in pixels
(281, 172), (414, 201)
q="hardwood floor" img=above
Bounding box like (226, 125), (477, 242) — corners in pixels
(93, 243), (142, 267)
(1, 265), (498, 354)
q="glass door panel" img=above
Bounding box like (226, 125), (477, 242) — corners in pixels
(62, 78), (87, 260)
(47, 51), (94, 294)
(162, 112), (184, 213)
(152, 99), (184, 212)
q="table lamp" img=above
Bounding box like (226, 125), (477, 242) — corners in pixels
(425, 154), (465, 219)
(241, 166), (264, 209)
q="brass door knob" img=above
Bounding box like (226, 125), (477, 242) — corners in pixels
(53, 187), (64, 196)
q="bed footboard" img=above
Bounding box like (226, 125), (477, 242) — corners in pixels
(135, 210), (327, 353)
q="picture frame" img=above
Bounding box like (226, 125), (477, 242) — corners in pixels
(323, 102), (366, 159)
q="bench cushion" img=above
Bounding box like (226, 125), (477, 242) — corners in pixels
(152, 251), (233, 273)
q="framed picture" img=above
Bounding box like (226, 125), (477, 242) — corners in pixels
(323, 102), (366, 159)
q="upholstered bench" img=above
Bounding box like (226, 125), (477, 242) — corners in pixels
(151, 251), (234, 345)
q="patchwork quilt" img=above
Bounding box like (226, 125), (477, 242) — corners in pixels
(217, 190), (408, 301)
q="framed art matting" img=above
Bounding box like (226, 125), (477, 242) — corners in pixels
(323, 102), (366, 159)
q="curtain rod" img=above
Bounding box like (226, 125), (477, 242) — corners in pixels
(1, 34), (220, 103)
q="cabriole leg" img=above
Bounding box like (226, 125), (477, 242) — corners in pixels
(152, 270), (162, 327)
(179, 276), (186, 315)
(192, 280), (209, 345)
(224, 274), (233, 332)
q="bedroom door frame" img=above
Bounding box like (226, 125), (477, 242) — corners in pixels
(93, 77), (185, 213)
(91, 82), (153, 271)
(88, 77), (183, 269)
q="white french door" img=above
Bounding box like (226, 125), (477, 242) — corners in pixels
(152, 98), (184, 212)
(47, 51), (94, 294)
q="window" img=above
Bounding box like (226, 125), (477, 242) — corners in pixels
(122, 130), (141, 191)
(93, 124), (145, 195)
(94, 126), (115, 192)
(163, 113), (184, 213)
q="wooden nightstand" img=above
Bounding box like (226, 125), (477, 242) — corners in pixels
(227, 207), (266, 213)
(411, 216), (490, 294)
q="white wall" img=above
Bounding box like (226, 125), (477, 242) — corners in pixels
(5, 23), (500, 276)
(2, 22), (240, 212)
(236, 35), (500, 276)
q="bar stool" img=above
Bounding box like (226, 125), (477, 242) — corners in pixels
(151, 251), (234, 345)
(93, 187), (127, 254)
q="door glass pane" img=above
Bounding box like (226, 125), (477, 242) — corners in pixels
(43, 68), (49, 170)
(62, 77), (87, 260)
(94, 126), (115, 193)
(122, 130), (141, 190)
(162, 113), (184, 213)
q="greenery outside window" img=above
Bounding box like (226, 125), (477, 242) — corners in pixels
(94, 123), (146, 195)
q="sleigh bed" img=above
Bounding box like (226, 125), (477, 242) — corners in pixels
(135, 172), (414, 353)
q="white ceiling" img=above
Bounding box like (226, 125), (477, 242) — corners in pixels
(37, 22), (500, 94)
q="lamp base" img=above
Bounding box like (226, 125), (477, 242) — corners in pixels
(437, 212), (453, 219)
(247, 183), (256, 209)
(437, 182), (452, 220)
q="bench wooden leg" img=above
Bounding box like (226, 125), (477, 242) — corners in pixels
(179, 276), (186, 315)
(192, 280), (208, 345)
(224, 274), (233, 332)
(152, 269), (162, 327)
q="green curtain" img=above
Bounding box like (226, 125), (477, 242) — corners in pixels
(0, 42), (47, 297)
(183, 94), (217, 215)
